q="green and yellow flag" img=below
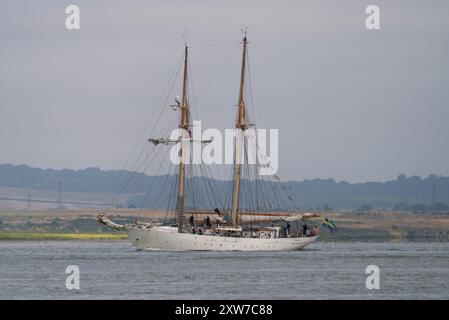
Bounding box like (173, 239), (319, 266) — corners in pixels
(321, 217), (336, 232)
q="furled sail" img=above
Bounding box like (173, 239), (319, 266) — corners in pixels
(148, 138), (180, 145)
(97, 212), (128, 231)
(279, 212), (321, 222)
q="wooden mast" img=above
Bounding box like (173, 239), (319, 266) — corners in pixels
(230, 33), (248, 226)
(177, 44), (189, 231)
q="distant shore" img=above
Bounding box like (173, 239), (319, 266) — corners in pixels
(1, 209), (448, 242)
(0, 231), (127, 240)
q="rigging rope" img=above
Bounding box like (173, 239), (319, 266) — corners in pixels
(105, 52), (184, 206)
(188, 40), (240, 48)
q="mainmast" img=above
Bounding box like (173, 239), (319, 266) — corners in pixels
(230, 33), (248, 226)
(177, 45), (190, 231)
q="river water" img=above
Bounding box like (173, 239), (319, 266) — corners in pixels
(0, 240), (448, 299)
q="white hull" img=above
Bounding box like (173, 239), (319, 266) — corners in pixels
(128, 226), (317, 251)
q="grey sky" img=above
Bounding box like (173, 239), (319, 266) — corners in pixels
(1, 0), (448, 182)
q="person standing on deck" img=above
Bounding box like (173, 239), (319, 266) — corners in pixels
(302, 222), (308, 237)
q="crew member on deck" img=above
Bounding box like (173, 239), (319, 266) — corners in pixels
(302, 222), (308, 237)
(189, 214), (194, 226)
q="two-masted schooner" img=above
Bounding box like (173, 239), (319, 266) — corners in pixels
(98, 33), (319, 251)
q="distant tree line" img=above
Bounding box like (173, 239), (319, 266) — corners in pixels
(349, 202), (449, 213)
(1, 164), (449, 211)
(392, 201), (449, 213)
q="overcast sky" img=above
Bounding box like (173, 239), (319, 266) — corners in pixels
(1, 0), (448, 182)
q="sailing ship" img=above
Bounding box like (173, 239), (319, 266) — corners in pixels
(98, 33), (320, 251)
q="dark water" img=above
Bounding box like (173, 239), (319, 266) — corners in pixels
(0, 240), (448, 299)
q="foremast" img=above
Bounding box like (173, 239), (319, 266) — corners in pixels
(177, 45), (190, 232)
(230, 33), (248, 226)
